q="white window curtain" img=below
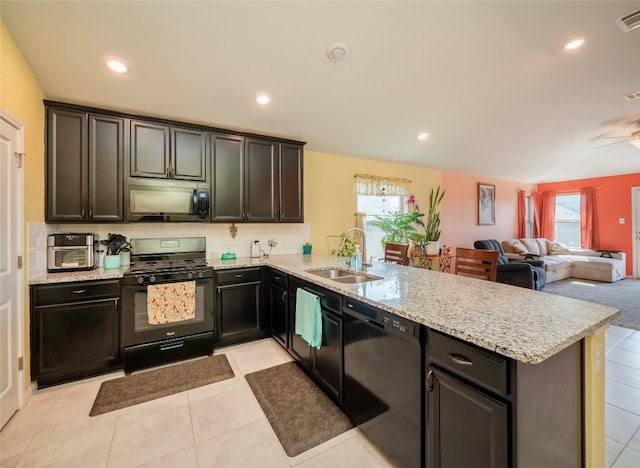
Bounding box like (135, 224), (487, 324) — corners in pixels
(354, 174), (411, 197)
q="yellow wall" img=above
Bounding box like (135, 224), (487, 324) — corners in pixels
(1, 18), (46, 387)
(304, 150), (441, 255)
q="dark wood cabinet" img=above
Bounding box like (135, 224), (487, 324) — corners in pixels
(279, 143), (304, 222)
(214, 268), (266, 347)
(130, 120), (206, 181)
(30, 280), (122, 387)
(210, 134), (244, 222)
(245, 138), (278, 222)
(426, 329), (583, 468)
(426, 367), (508, 468)
(288, 277), (343, 401)
(46, 108), (125, 222)
(268, 269), (289, 348)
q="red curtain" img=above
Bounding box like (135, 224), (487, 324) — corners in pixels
(532, 191), (556, 239)
(581, 187), (600, 249)
(517, 190), (526, 238)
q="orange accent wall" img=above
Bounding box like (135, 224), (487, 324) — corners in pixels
(441, 172), (536, 250)
(538, 173), (640, 275)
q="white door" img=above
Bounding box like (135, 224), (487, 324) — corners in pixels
(0, 110), (25, 429)
(633, 187), (640, 279)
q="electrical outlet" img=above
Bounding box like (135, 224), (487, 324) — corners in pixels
(268, 239), (278, 248)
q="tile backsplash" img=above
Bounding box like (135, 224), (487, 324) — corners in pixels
(28, 222), (311, 279)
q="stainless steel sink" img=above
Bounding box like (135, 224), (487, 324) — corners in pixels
(305, 268), (382, 283)
(306, 268), (356, 279)
(332, 273), (383, 284)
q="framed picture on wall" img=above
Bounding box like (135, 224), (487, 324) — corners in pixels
(478, 183), (495, 225)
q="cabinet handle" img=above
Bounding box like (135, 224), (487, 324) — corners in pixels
(449, 353), (473, 367)
(81, 208), (86, 218)
(88, 209), (93, 219)
(282, 290), (287, 302)
(274, 276), (281, 280)
(165, 168), (170, 178)
(426, 370), (434, 392)
(71, 289), (87, 294)
(235, 274), (243, 278)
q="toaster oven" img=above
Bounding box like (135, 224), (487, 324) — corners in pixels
(47, 233), (98, 272)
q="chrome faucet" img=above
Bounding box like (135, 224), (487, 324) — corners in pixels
(341, 227), (371, 270)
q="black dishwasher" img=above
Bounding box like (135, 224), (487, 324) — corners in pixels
(343, 297), (423, 468)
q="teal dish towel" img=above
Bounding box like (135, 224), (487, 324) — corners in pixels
(295, 288), (322, 349)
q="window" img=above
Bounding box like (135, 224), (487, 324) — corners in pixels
(357, 194), (407, 260)
(554, 194), (580, 247)
(525, 195), (533, 238)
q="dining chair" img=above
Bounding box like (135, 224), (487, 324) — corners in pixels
(455, 247), (499, 281)
(384, 242), (409, 266)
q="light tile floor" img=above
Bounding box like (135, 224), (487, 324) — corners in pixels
(2, 329), (640, 467)
(0, 339), (393, 468)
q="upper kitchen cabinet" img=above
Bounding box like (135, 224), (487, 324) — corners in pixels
(279, 143), (304, 223)
(245, 138), (278, 222)
(211, 135), (280, 222)
(46, 106), (126, 222)
(130, 120), (207, 181)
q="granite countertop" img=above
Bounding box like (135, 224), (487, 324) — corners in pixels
(30, 254), (620, 364)
(212, 254), (619, 364)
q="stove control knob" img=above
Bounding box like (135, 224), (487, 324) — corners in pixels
(149, 275), (157, 283)
(137, 276), (145, 285)
(197, 271), (204, 279)
(187, 272), (194, 280)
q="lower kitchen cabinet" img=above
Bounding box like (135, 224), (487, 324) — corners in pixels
(426, 329), (583, 468)
(214, 268), (267, 347)
(30, 280), (122, 387)
(268, 269), (288, 348)
(288, 277), (343, 402)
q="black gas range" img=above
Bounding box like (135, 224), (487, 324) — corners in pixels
(122, 237), (214, 373)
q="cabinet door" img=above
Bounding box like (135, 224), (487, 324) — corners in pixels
(130, 120), (170, 178)
(279, 143), (304, 222)
(215, 281), (263, 346)
(312, 308), (343, 401)
(288, 288), (311, 367)
(269, 282), (288, 348)
(31, 299), (121, 385)
(46, 108), (87, 222)
(211, 134), (244, 222)
(88, 114), (125, 221)
(172, 127), (207, 181)
(245, 138), (278, 222)
(426, 367), (508, 468)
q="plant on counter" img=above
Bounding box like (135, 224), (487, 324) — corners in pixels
(330, 233), (356, 257)
(100, 233), (131, 255)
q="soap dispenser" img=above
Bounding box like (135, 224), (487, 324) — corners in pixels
(251, 240), (261, 258)
(352, 244), (362, 271)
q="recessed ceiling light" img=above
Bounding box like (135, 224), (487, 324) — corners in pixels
(564, 37), (585, 50)
(418, 132), (429, 140)
(256, 93), (271, 105)
(105, 56), (128, 74)
(327, 43), (349, 62)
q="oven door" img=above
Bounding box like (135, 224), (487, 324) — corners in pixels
(122, 277), (214, 346)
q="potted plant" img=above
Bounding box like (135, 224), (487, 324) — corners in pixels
(369, 210), (421, 248)
(100, 233), (131, 269)
(330, 234), (356, 258)
(303, 242), (312, 255)
(423, 186), (445, 255)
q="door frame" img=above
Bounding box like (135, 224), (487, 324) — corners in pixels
(632, 186), (640, 279)
(1, 108), (26, 416)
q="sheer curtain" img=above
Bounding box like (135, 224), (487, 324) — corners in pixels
(580, 187), (600, 249)
(532, 191), (556, 239)
(517, 190), (526, 238)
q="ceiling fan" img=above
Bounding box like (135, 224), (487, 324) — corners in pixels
(593, 119), (640, 149)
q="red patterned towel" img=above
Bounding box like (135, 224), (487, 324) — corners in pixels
(147, 282), (196, 324)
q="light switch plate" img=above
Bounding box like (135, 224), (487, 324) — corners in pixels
(619, 218), (625, 224)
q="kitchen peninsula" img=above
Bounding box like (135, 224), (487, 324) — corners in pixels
(29, 254), (618, 467)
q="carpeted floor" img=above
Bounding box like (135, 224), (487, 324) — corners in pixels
(245, 361), (355, 457)
(89, 354), (234, 416)
(543, 278), (640, 331)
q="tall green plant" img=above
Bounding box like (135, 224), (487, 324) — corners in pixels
(424, 186), (445, 242)
(369, 211), (421, 247)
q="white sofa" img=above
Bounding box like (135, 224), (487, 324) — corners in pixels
(501, 238), (626, 284)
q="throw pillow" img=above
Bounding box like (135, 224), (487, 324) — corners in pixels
(547, 241), (571, 255)
(510, 240), (528, 255)
(520, 239), (541, 255)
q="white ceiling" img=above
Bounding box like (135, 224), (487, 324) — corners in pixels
(2, 1), (640, 183)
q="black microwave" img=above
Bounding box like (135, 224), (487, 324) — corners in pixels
(126, 178), (210, 222)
